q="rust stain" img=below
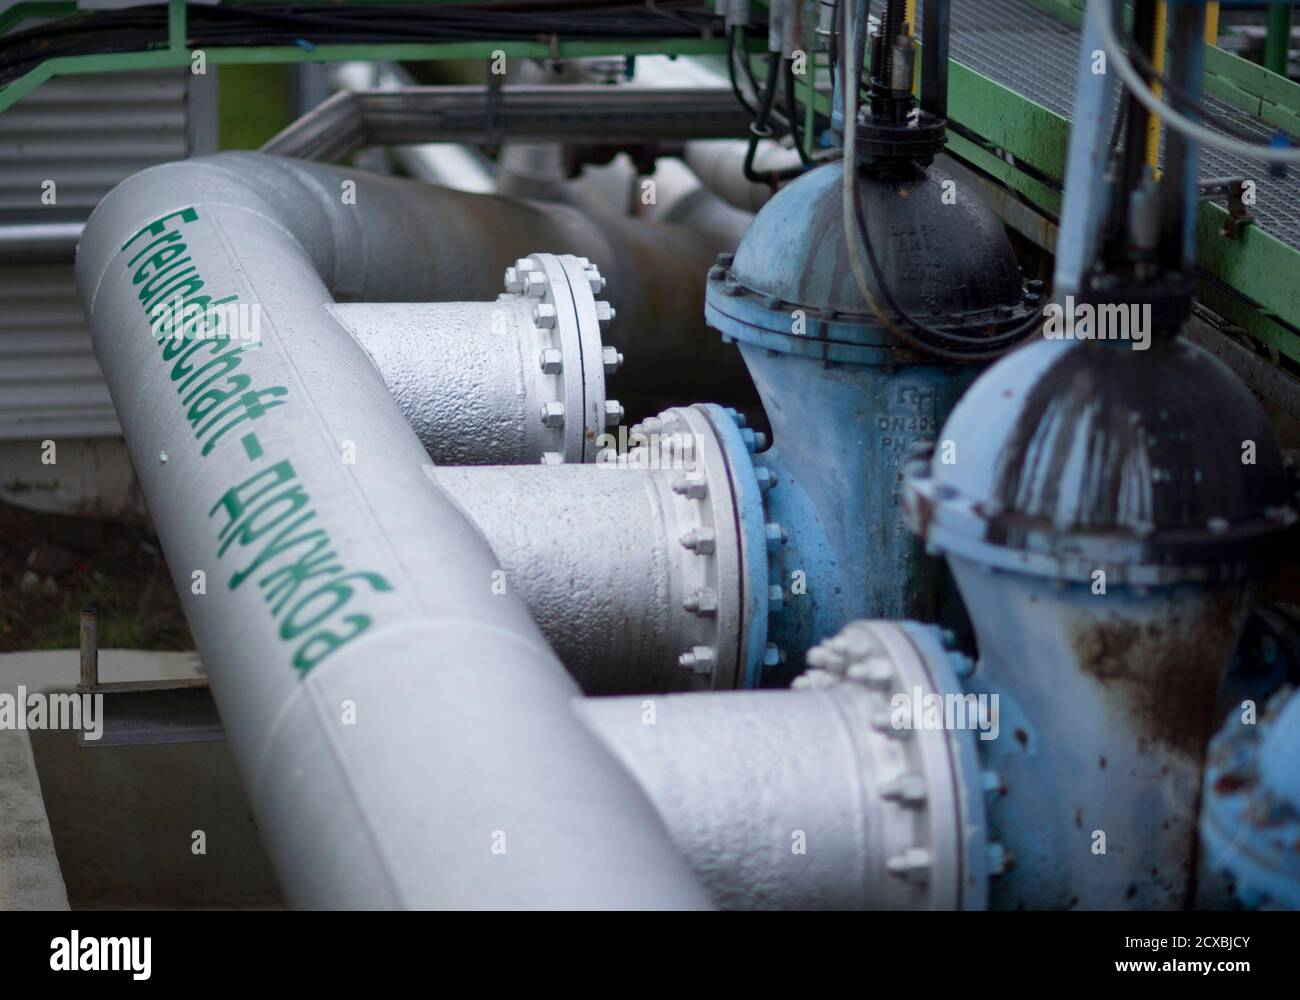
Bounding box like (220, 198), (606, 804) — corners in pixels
(1213, 772), (1247, 795)
(1071, 590), (1246, 756)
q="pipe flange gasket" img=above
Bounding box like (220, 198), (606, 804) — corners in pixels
(698, 403), (780, 689)
(503, 252), (621, 463)
(1201, 684), (1300, 910)
(621, 405), (747, 690)
(795, 619), (991, 910)
(853, 113), (948, 167)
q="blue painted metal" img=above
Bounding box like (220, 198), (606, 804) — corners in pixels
(693, 402), (843, 689)
(737, 344), (975, 663)
(705, 162), (1033, 364)
(754, 442), (843, 689)
(1053, 0), (1121, 300)
(902, 334), (1297, 908)
(1169, 2), (1208, 270)
(1202, 685), (1300, 909)
(704, 157), (1032, 683)
(898, 619), (996, 908)
(697, 403), (779, 689)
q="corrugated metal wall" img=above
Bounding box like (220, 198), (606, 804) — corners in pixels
(0, 265), (118, 438)
(0, 69), (216, 440)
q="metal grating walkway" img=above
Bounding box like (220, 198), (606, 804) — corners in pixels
(936, 0), (1300, 251)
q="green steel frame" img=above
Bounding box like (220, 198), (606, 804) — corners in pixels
(966, 0), (1300, 361)
(1, 0), (1298, 358)
(0, 0), (736, 111)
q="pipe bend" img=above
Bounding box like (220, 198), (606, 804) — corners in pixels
(75, 152), (709, 910)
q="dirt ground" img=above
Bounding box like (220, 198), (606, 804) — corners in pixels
(0, 502), (192, 652)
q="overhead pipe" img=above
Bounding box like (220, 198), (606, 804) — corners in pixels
(75, 152), (709, 909)
(643, 156), (755, 254)
(330, 62), (497, 194)
(236, 151), (751, 420)
(682, 139), (804, 213)
(260, 85), (754, 163)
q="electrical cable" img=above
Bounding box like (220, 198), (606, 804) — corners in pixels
(727, 25), (759, 116)
(1121, 21), (1259, 145)
(784, 57), (817, 168)
(743, 50), (783, 184)
(0, 2), (735, 83)
(1089, 0), (1300, 164)
(839, 0), (1042, 361)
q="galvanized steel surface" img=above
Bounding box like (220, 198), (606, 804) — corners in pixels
(333, 253), (618, 465)
(437, 446), (742, 694)
(580, 620), (988, 909)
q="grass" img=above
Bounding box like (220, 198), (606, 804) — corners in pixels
(0, 502), (193, 652)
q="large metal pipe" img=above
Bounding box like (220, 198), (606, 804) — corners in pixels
(682, 139), (804, 213)
(75, 152), (709, 909)
(435, 406), (753, 694)
(262, 83), (759, 419)
(577, 620), (990, 909)
(261, 85), (754, 163)
(332, 254), (622, 466)
(438, 462), (725, 694)
(238, 151), (748, 420)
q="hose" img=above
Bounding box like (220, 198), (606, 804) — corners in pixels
(1090, 0), (1300, 164)
(839, 0), (1043, 362)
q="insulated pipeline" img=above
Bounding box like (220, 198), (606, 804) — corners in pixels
(577, 620), (989, 910)
(75, 152), (709, 910)
(436, 458), (745, 695)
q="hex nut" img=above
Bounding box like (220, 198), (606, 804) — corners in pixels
(539, 348), (563, 374)
(540, 401), (565, 428)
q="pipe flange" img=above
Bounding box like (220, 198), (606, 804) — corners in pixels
(852, 112), (948, 169)
(619, 405), (748, 690)
(795, 620), (991, 909)
(697, 404), (781, 688)
(503, 252), (622, 463)
(1202, 685), (1300, 910)
(653, 402), (787, 690)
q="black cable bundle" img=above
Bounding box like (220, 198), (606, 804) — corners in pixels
(0, 1), (731, 85)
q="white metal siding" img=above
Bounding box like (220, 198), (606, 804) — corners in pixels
(0, 69), (215, 439)
(0, 70), (192, 215)
(0, 265), (120, 438)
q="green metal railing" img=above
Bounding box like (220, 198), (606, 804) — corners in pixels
(2, 0), (1298, 357)
(0, 0), (736, 112)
